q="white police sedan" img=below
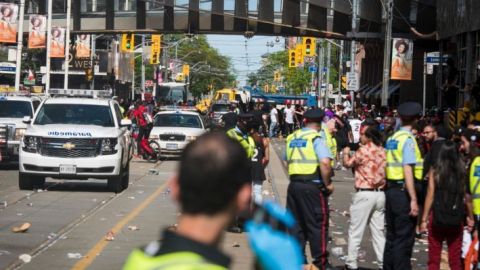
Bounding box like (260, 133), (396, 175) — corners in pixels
(149, 109), (206, 157)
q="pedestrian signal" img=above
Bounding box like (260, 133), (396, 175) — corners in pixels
(289, 50), (296, 68)
(341, 76), (347, 89)
(150, 34), (161, 64)
(302, 37), (316, 57)
(121, 34), (134, 52)
(295, 45), (304, 66)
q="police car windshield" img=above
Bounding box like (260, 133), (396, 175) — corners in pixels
(211, 104), (229, 112)
(34, 104), (115, 127)
(154, 114), (202, 128)
(0, 100), (33, 118)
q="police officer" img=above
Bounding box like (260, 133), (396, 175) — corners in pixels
(227, 113), (255, 159)
(383, 102), (423, 270)
(123, 132), (252, 270)
(321, 117), (338, 168)
(227, 113), (256, 232)
(285, 108), (334, 270)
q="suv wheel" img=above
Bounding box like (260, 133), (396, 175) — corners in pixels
(19, 173), (45, 190)
(121, 163), (130, 190)
(108, 160), (128, 193)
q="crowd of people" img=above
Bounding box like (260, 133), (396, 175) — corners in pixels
(117, 92), (480, 270)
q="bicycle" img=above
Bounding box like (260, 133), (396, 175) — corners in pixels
(130, 125), (161, 163)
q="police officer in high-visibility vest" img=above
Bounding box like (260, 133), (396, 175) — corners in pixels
(320, 117), (338, 168)
(226, 113), (256, 233)
(123, 132), (252, 270)
(285, 108), (334, 270)
(226, 113), (255, 159)
(383, 102), (422, 270)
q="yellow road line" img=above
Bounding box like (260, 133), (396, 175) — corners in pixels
(71, 182), (168, 270)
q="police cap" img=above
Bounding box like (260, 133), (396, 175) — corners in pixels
(303, 109), (325, 122)
(397, 102), (422, 117)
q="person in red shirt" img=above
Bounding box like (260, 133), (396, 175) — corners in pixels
(133, 101), (148, 155)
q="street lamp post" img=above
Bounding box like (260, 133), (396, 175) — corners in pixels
(14, 0), (24, 92)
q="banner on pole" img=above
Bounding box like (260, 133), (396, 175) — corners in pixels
(75, 34), (91, 58)
(390, 38), (413, 81)
(28, 15), (46, 48)
(50, 27), (65, 58)
(0, 3), (18, 43)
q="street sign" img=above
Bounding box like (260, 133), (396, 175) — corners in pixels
(308, 66), (317, 73)
(346, 72), (359, 91)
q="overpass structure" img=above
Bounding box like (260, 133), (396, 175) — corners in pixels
(22, 0), (435, 39)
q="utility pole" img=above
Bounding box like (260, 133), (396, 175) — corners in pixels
(14, 0), (24, 92)
(324, 41), (331, 107)
(338, 40), (344, 104)
(350, 0), (357, 112)
(63, 0), (71, 90)
(381, 0), (394, 106)
(317, 40), (324, 108)
(91, 35), (96, 90)
(141, 35), (145, 92)
(45, 0), (53, 94)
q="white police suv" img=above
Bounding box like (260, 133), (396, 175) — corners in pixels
(19, 90), (133, 193)
(0, 95), (37, 163)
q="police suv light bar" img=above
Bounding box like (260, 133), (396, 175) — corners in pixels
(158, 105), (197, 112)
(49, 89), (113, 98)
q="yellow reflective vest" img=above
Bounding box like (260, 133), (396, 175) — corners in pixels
(469, 156), (480, 215)
(227, 128), (255, 159)
(123, 249), (227, 270)
(286, 129), (321, 178)
(320, 126), (336, 166)
(385, 130), (424, 181)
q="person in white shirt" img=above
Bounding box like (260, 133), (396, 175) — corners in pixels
(349, 115), (363, 144)
(269, 104), (278, 138)
(284, 104), (295, 135)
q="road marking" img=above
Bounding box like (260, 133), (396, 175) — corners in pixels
(70, 182), (168, 270)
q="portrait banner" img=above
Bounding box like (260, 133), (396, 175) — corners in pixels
(50, 27), (65, 58)
(75, 34), (91, 58)
(391, 38), (413, 81)
(0, 3), (18, 43)
(28, 15), (46, 49)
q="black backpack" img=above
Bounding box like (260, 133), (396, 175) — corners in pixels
(433, 187), (464, 227)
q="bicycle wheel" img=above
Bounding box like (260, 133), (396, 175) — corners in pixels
(146, 140), (161, 163)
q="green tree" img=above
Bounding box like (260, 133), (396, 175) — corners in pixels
(167, 35), (235, 98)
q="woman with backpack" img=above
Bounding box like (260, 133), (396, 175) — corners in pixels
(420, 140), (474, 270)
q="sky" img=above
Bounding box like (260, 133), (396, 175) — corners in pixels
(206, 35), (285, 86)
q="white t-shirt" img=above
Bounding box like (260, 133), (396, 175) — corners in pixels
(270, 108), (278, 123)
(284, 107), (294, 124)
(349, 119), (362, 143)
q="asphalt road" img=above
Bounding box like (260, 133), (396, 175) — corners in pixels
(0, 159), (177, 270)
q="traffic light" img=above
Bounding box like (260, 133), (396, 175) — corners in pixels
(150, 34), (161, 64)
(271, 85), (277, 93)
(341, 76), (347, 89)
(289, 49), (296, 68)
(302, 37), (316, 57)
(182, 64), (190, 76)
(121, 34), (134, 52)
(264, 84), (269, 93)
(295, 45), (304, 66)
(85, 68), (94, 81)
(274, 71), (281, 81)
